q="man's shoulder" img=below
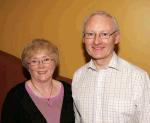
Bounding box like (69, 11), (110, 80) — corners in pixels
(118, 56), (148, 74)
(73, 62), (89, 75)
(72, 62), (90, 84)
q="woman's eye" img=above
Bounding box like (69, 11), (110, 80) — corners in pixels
(31, 60), (38, 63)
(44, 58), (50, 61)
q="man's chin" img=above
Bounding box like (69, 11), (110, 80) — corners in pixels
(91, 55), (104, 60)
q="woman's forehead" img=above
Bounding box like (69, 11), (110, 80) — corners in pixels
(29, 50), (55, 58)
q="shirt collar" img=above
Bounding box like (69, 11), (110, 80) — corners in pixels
(87, 52), (119, 71)
(108, 52), (119, 70)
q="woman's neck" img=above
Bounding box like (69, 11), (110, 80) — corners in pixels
(29, 79), (53, 98)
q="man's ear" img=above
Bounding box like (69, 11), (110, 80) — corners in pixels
(82, 38), (85, 43)
(114, 32), (120, 44)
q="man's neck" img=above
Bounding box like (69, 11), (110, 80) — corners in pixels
(92, 54), (113, 70)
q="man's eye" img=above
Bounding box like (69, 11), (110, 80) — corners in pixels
(101, 33), (109, 36)
(87, 33), (94, 36)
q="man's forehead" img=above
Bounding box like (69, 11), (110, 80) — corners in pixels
(85, 16), (115, 31)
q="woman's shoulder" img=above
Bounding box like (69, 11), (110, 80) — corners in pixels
(59, 80), (71, 90)
(53, 79), (72, 95)
(6, 81), (27, 98)
(54, 79), (71, 88)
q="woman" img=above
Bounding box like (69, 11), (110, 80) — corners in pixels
(1, 39), (75, 123)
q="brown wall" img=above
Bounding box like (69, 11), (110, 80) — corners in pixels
(0, 0), (150, 78)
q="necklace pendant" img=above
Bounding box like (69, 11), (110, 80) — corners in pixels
(47, 98), (52, 106)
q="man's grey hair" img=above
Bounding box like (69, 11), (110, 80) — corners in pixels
(82, 11), (120, 33)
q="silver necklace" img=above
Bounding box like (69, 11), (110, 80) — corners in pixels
(31, 80), (53, 106)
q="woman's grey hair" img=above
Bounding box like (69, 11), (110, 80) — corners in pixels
(21, 38), (59, 69)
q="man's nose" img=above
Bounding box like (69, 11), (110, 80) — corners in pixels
(93, 33), (102, 44)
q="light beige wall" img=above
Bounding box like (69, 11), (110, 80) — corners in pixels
(0, 0), (150, 78)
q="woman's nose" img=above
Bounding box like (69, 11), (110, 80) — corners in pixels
(37, 61), (45, 68)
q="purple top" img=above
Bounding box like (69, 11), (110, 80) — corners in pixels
(25, 83), (64, 123)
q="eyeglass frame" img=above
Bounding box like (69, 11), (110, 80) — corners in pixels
(28, 57), (55, 66)
(83, 30), (118, 40)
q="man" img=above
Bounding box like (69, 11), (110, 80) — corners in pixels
(72, 11), (150, 123)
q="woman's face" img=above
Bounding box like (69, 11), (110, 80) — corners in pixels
(28, 50), (56, 83)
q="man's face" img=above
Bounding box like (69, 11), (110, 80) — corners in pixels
(83, 15), (120, 62)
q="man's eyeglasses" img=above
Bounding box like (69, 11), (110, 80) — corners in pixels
(28, 57), (55, 66)
(83, 30), (118, 39)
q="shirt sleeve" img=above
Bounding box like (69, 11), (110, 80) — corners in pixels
(138, 72), (150, 123)
(73, 101), (81, 123)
